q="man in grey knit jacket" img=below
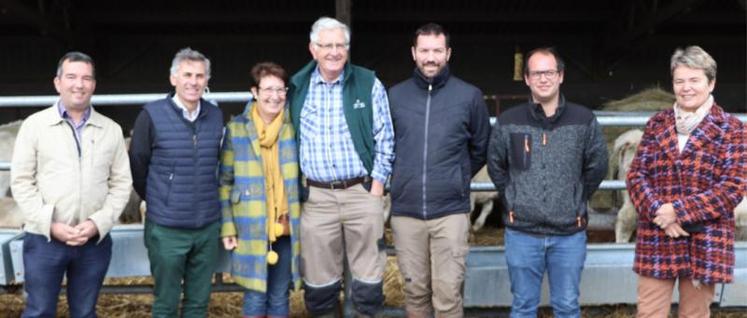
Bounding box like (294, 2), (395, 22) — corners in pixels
(487, 47), (608, 318)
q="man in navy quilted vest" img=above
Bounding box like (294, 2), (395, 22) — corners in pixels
(129, 48), (224, 318)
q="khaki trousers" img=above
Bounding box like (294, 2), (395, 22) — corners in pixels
(391, 213), (470, 318)
(636, 275), (715, 318)
(300, 184), (386, 286)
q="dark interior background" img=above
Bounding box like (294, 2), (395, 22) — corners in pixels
(0, 0), (744, 132)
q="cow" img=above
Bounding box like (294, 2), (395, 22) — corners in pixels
(470, 166), (499, 231)
(736, 197), (747, 241)
(0, 197), (22, 229)
(382, 166), (498, 231)
(0, 120), (22, 198)
(612, 129), (644, 243)
(613, 129), (747, 242)
(0, 121), (144, 225)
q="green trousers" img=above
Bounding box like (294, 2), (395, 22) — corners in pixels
(144, 220), (221, 318)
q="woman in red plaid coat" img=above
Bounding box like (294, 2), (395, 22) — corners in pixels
(627, 45), (746, 318)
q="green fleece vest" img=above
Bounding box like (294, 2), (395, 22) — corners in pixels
(289, 61), (375, 173)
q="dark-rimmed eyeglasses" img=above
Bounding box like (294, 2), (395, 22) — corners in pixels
(528, 70), (559, 80)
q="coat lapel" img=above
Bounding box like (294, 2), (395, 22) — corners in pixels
(654, 111), (681, 162)
(681, 107), (723, 158)
(242, 113), (262, 158)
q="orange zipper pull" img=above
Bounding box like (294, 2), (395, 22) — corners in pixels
(542, 132), (547, 145)
(524, 136), (530, 153)
(509, 211), (515, 223)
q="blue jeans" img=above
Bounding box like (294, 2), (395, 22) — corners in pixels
(504, 228), (586, 318)
(22, 233), (112, 318)
(243, 236), (292, 317)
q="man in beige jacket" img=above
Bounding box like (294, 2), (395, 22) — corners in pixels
(10, 51), (132, 318)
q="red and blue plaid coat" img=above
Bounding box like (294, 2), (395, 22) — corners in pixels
(627, 103), (746, 284)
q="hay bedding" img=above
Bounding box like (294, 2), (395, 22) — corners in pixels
(590, 87), (675, 214)
(1, 227), (745, 317)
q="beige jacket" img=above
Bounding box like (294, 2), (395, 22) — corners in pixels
(10, 105), (132, 242)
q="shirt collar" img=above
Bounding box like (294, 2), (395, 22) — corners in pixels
(529, 94), (567, 123)
(311, 66), (344, 85)
(56, 100), (92, 126)
(171, 95), (201, 121)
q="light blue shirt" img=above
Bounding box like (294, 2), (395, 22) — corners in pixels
(57, 100), (91, 149)
(298, 67), (395, 184)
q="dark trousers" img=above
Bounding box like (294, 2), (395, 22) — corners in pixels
(22, 233), (112, 318)
(144, 220), (220, 318)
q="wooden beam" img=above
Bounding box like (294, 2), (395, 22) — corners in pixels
(335, 0), (352, 26)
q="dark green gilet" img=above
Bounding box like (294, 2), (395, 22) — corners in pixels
(289, 61), (376, 173)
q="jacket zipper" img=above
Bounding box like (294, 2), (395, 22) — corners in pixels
(66, 122), (83, 224)
(422, 84), (432, 219)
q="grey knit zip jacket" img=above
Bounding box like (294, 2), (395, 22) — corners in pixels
(487, 96), (608, 235)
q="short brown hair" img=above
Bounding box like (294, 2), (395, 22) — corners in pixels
(250, 62), (287, 89)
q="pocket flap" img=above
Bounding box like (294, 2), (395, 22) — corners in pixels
(230, 188), (242, 204)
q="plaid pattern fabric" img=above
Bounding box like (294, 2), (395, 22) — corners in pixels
(219, 104), (301, 293)
(298, 68), (394, 183)
(627, 104), (746, 284)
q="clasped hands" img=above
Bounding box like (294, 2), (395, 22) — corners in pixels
(51, 220), (99, 246)
(652, 203), (689, 238)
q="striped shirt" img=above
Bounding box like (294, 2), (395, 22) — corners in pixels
(298, 68), (394, 184)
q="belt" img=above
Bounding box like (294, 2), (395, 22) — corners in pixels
(307, 176), (369, 190)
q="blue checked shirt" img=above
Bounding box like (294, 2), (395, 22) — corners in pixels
(299, 68), (395, 184)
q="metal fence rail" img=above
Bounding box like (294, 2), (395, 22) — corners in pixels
(1, 92), (747, 308)
(2, 91), (745, 191)
(0, 92), (253, 108)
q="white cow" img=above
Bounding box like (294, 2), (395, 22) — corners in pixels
(0, 120), (22, 197)
(470, 166), (499, 231)
(613, 129), (747, 242)
(382, 166), (498, 231)
(613, 129), (643, 243)
(0, 122), (144, 225)
(735, 197), (747, 241)
(0, 197), (23, 229)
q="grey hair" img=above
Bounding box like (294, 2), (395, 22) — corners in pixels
(169, 47), (211, 79)
(309, 17), (350, 46)
(56, 51), (95, 78)
(670, 45), (717, 82)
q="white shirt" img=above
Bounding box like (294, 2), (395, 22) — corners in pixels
(171, 96), (201, 122)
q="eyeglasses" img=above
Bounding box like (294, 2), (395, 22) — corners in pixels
(259, 86), (288, 96)
(314, 42), (348, 51)
(528, 70), (559, 80)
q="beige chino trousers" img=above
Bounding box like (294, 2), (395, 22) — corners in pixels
(391, 213), (470, 318)
(636, 275), (715, 318)
(300, 184), (387, 287)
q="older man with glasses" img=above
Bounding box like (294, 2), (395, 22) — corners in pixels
(288, 16), (394, 318)
(487, 47), (608, 318)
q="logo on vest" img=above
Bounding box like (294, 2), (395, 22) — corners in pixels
(353, 99), (366, 109)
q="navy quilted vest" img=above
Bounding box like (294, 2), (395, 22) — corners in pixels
(144, 97), (223, 228)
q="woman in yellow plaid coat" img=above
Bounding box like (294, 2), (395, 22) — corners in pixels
(219, 62), (301, 318)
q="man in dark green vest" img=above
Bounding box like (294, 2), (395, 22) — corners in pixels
(288, 16), (394, 318)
